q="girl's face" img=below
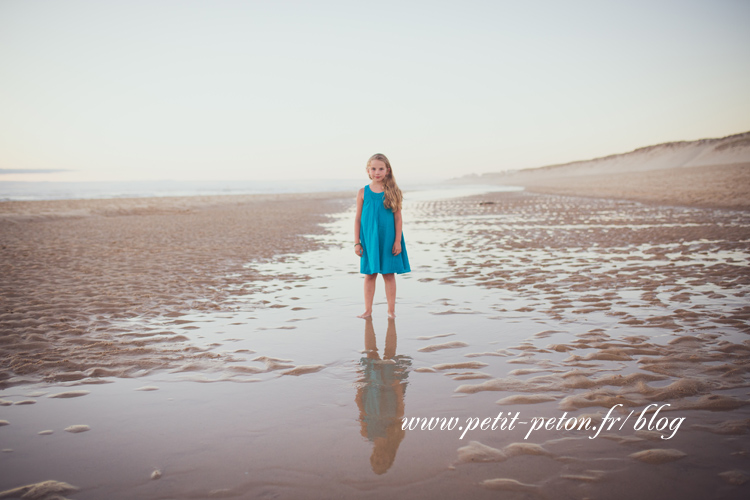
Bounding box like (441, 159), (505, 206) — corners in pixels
(368, 160), (389, 182)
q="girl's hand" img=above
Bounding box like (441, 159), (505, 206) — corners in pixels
(392, 241), (401, 256)
(355, 244), (363, 257)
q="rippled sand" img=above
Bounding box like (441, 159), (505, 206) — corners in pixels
(0, 192), (350, 385)
(1, 189), (748, 499)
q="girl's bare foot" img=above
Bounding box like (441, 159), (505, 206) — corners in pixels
(358, 311), (372, 318)
(387, 311), (396, 319)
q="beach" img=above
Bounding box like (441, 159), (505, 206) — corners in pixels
(0, 192), (351, 384)
(1, 184), (749, 499)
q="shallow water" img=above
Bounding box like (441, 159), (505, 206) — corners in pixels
(1, 190), (749, 499)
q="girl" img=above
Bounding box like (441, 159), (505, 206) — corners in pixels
(354, 153), (411, 318)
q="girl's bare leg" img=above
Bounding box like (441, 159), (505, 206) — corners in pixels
(383, 273), (396, 318)
(359, 274), (378, 318)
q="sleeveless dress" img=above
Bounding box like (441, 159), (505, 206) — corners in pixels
(360, 185), (411, 275)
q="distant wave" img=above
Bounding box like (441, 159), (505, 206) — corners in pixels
(0, 179), (522, 202)
(0, 168), (72, 175)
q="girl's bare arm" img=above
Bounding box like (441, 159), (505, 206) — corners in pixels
(354, 188), (364, 256)
(392, 209), (403, 255)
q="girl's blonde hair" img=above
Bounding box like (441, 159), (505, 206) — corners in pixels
(366, 153), (403, 212)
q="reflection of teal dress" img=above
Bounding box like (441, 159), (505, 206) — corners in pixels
(359, 355), (411, 440)
(360, 185), (411, 275)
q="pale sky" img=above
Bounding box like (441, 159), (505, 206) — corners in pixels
(1, 0), (749, 182)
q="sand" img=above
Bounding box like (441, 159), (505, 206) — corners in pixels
(0, 192), (350, 386)
(1, 179), (749, 499)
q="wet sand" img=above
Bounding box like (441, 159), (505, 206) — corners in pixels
(0, 192), (350, 385)
(1, 188), (749, 499)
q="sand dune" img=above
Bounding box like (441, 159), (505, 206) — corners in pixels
(469, 131), (750, 209)
(521, 131), (750, 175)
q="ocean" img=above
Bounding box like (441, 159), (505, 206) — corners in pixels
(0, 179), (523, 202)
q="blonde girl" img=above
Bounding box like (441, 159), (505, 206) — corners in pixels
(354, 154), (411, 318)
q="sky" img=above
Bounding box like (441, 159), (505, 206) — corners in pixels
(1, 0), (749, 183)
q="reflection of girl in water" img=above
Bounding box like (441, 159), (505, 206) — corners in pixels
(355, 317), (411, 474)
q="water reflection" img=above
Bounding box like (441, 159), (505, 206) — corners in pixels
(355, 317), (412, 474)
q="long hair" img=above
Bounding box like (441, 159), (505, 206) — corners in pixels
(366, 153), (403, 212)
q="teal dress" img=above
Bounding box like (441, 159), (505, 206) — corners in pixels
(360, 185), (411, 275)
